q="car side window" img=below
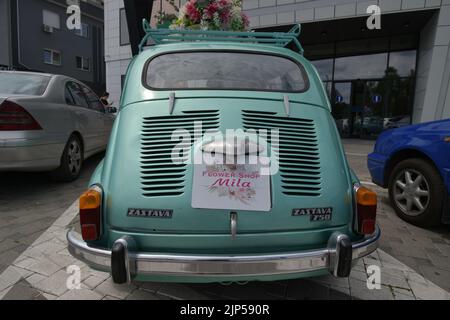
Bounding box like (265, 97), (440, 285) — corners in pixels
(66, 82), (89, 108)
(81, 85), (105, 113)
(65, 86), (75, 105)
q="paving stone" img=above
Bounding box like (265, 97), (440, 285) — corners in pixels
(83, 275), (107, 289)
(25, 273), (47, 286)
(47, 253), (77, 269)
(408, 280), (450, 300)
(81, 268), (110, 281)
(350, 270), (367, 282)
(42, 293), (57, 300)
(13, 257), (41, 270)
(380, 273), (410, 289)
(392, 288), (415, 300)
(34, 269), (70, 296)
(24, 259), (62, 277)
(2, 279), (45, 300)
(102, 295), (120, 300)
(352, 260), (366, 272)
(0, 266), (31, 292)
(95, 278), (136, 299)
(57, 288), (104, 300)
(381, 265), (410, 280)
(349, 279), (395, 300)
(403, 270), (429, 285)
(418, 265), (450, 292)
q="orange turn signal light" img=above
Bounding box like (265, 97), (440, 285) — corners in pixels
(79, 188), (102, 210)
(356, 186), (377, 206)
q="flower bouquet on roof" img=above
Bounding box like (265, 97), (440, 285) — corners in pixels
(170, 0), (250, 31)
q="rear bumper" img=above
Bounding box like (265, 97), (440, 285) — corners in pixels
(67, 226), (380, 283)
(0, 137), (65, 171)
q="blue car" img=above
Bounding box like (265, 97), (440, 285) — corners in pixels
(368, 119), (450, 227)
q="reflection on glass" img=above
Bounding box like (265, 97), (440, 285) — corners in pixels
(146, 52), (308, 92)
(334, 53), (388, 80)
(311, 59), (333, 81)
(388, 50), (416, 77)
(333, 82), (352, 137)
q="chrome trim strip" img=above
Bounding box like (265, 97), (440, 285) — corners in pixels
(230, 212), (237, 240)
(67, 225), (380, 278)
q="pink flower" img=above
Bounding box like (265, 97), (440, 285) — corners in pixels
(218, 0), (230, 9)
(220, 9), (231, 25)
(204, 2), (219, 19)
(185, 0), (201, 23)
(241, 12), (250, 28)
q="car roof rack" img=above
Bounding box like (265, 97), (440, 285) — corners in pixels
(139, 19), (304, 55)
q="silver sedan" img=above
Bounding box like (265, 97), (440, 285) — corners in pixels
(0, 71), (116, 181)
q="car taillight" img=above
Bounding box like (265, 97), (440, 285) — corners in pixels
(0, 100), (42, 131)
(354, 185), (377, 235)
(79, 185), (102, 241)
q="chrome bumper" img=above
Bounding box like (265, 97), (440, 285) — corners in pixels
(67, 226), (380, 282)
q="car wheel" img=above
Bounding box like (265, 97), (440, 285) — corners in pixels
(50, 135), (84, 182)
(388, 158), (444, 227)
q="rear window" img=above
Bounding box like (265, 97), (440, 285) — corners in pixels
(0, 72), (50, 95)
(145, 52), (308, 92)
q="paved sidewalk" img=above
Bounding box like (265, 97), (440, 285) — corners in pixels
(0, 201), (448, 300)
(0, 153), (103, 274)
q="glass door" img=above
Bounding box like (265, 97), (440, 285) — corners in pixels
(360, 80), (384, 138)
(332, 82), (352, 138)
(332, 80), (387, 138)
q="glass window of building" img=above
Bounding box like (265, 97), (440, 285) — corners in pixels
(43, 10), (60, 29)
(311, 59), (333, 81)
(334, 53), (388, 80)
(388, 50), (416, 77)
(76, 57), (90, 71)
(120, 8), (130, 46)
(75, 23), (90, 38)
(43, 49), (61, 66)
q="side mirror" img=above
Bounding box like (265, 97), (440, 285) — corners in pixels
(107, 107), (118, 114)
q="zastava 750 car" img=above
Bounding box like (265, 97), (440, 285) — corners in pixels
(67, 23), (380, 284)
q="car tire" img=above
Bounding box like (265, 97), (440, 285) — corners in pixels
(388, 158), (444, 227)
(50, 134), (84, 182)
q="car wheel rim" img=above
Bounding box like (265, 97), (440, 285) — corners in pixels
(393, 169), (430, 216)
(67, 140), (82, 175)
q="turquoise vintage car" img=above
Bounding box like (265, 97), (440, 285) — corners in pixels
(67, 22), (380, 284)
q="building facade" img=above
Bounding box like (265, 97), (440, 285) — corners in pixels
(0, 0), (105, 93)
(105, 0), (450, 138)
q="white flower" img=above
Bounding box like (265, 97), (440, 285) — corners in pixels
(213, 11), (220, 28)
